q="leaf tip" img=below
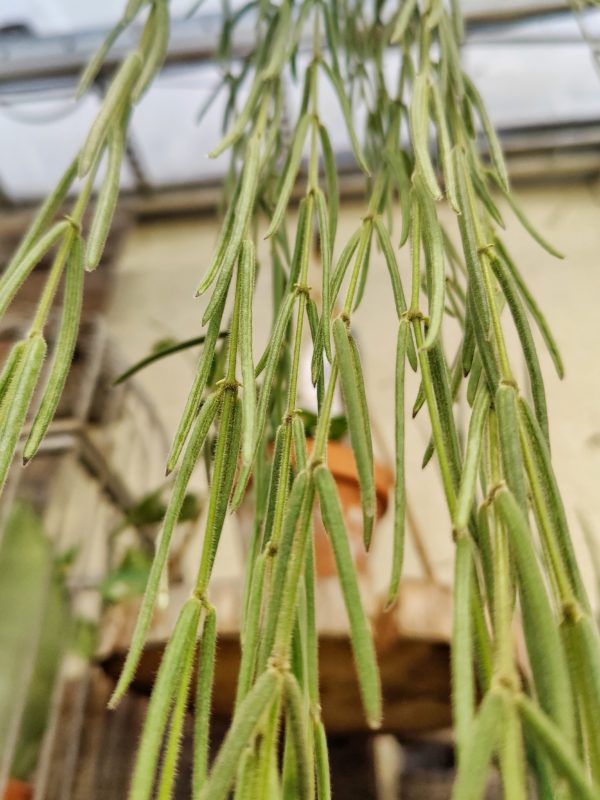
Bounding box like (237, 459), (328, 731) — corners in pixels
(367, 714), (382, 731)
(383, 594), (397, 613)
(77, 152), (91, 179)
(363, 514), (375, 551)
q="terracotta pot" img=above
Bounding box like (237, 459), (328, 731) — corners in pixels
(310, 439), (393, 577)
(3, 779), (32, 800)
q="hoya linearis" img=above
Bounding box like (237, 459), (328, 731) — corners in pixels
(0, 2), (598, 798)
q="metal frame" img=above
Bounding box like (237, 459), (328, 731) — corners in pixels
(0, 4), (599, 215)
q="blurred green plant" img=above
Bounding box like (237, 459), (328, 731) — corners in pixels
(103, 485), (202, 604)
(0, 503), (71, 782)
(298, 410), (347, 442)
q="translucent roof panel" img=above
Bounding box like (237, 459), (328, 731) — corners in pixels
(0, 4), (600, 202)
(463, 9), (600, 127)
(0, 0), (241, 35)
(463, 42), (600, 129)
(128, 63), (234, 187)
(462, 0), (565, 14)
(0, 87), (135, 200)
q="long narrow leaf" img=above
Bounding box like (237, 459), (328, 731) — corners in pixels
(203, 137), (260, 325)
(239, 241), (257, 465)
(494, 237), (563, 378)
(231, 289), (296, 508)
(386, 319), (408, 606)
(193, 606), (218, 795)
(452, 690), (501, 799)
(315, 188), (333, 361)
(318, 123), (339, 242)
(87, 117), (127, 270)
(79, 52), (142, 176)
(166, 292), (227, 474)
(491, 255), (549, 441)
(416, 180), (445, 350)
(24, 235), (84, 462)
(517, 695), (598, 800)
(320, 60), (370, 175)
(314, 465), (382, 728)
(0, 334), (47, 492)
(410, 73), (442, 202)
(265, 114), (310, 239)
(128, 597), (201, 800)
(283, 672), (312, 800)
(198, 672), (281, 800)
(333, 318), (376, 547)
(494, 487), (575, 740)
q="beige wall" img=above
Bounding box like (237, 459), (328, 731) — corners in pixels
(108, 181), (600, 606)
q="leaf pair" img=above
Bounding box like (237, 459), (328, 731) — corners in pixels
(260, 468), (311, 667)
(199, 670), (282, 800)
(232, 288), (297, 508)
(24, 234), (85, 462)
(0, 220), (71, 319)
(79, 52), (142, 177)
(494, 487), (574, 741)
(5, 158), (77, 281)
(128, 597), (201, 800)
(76, 0), (150, 99)
(198, 390), (243, 588)
(453, 148), (499, 391)
(454, 687), (598, 800)
(0, 334), (46, 490)
(201, 137), (261, 325)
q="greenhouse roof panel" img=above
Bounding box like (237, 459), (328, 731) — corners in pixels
(0, 3), (599, 202)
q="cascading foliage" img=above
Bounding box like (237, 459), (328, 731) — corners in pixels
(1, 0), (600, 798)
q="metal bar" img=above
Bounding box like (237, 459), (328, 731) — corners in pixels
(0, 5), (589, 89)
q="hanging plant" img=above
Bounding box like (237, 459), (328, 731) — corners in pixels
(1, 0), (599, 797)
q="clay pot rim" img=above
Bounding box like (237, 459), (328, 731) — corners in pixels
(3, 778), (33, 800)
(306, 438), (394, 509)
